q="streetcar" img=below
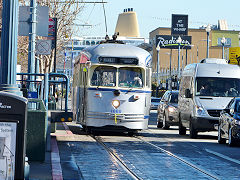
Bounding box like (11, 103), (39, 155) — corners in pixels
(72, 38), (152, 134)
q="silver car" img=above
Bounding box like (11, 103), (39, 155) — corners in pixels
(157, 90), (179, 129)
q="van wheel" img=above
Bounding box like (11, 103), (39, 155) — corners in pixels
(179, 115), (186, 135)
(162, 113), (170, 130)
(228, 127), (236, 147)
(218, 125), (226, 144)
(189, 120), (198, 139)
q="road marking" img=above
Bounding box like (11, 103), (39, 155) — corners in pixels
(205, 148), (240, 165)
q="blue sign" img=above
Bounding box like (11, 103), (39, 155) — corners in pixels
(28, 92), (38, 98)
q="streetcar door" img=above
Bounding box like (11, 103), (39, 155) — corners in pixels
(81, 67), (88, 123)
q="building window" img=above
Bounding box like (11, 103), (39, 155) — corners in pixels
(217, 38), (231, 47)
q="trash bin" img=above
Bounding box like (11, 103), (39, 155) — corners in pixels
(26, 99), (47, 161)
(0, 92), (28, 179)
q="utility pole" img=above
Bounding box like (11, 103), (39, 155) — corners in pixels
(28, 0), (37, 92)
(0, 0), (22, 95)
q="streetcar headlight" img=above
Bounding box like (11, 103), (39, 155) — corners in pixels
(112, 100), (120, 109)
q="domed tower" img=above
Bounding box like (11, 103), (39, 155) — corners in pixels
(114, 8), (140, 37)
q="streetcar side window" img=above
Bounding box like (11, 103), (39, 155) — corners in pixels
(119, 67), (143, 88)
(91, 66), (116, 87)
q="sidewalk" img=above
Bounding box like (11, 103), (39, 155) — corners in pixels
(29, 121), (75, 180)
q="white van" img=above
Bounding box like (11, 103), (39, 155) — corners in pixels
(178, 58), (240, 138)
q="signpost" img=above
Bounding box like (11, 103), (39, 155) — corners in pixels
(171, 14), (188, 35)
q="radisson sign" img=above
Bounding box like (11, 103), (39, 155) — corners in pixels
(156, 35), (192, 49)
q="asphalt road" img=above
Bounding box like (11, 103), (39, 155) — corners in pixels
(59, 110), (240, 179)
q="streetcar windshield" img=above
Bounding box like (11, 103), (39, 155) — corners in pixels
(119, 67), (143, 88)
(91, 66), (116, 87)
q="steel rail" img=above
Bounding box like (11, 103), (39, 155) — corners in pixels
(134, 135), (219, 180)
(91, 135), (142, 180)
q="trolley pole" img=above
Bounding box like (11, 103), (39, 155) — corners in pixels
(0, 0), (22, 95)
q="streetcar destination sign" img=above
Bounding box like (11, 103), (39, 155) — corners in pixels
(156, 35), (192, 49)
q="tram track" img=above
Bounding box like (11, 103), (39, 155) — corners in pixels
(133, 134), (219, 180)
(91, 132), (219, 180)
(91, 135), (142, 180)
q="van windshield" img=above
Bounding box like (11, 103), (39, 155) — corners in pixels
(195, 77), (240, 97)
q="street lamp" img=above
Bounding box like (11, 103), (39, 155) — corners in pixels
(165, 52), (172, 90)
(221, 36), (226, 59)
(176, 36), (182, 81)
(156, 44), (160, 87)
(205, 24), (211, 58)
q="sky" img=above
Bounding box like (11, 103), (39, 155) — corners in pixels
(75, 0), (240, 38)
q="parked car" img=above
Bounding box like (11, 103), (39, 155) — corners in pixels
(218, 98), (240, 146)
(157, 90), (179, 129)
(151, 97), (161, 110)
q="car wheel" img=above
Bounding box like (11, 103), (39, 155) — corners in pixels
(178, 115), (186, 135)
(157, 120), (163, 128)
(157, 112), (163, 128)
(228, 127), (236, 147)
(217, 125), (226, 144)
(163, 113), (170, 130)
(189, 119), (198, 139)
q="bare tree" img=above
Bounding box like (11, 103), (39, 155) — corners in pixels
(0, 0), (84, 73)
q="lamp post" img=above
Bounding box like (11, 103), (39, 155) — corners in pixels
(221, 36), (226, 59)
(156, 44), (160, 96)
(205, 24), (211, 58)
(176, 36), (182, 83)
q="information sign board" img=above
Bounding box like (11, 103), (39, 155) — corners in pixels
(0, 122), (17, 180)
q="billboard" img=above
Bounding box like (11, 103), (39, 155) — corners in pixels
(156, 35), (192, 49)
(229, 47), (240, 65)
(171, 14), (188, 35)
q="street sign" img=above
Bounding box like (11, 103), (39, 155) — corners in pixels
(156, 35), (192, 49)
(36, 40), (52, 55)
(48, 18), (57, 49)
(171, 14), (188, 35)
(18, 6), (49, 36)
(229, 47), (240, 65)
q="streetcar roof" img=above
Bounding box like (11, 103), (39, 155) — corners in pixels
(82, 43), (152, 67)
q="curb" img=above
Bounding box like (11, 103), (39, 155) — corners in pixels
(51, 122), (72, 180)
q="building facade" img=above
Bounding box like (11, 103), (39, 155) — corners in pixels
(149, 27), (240, 73)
